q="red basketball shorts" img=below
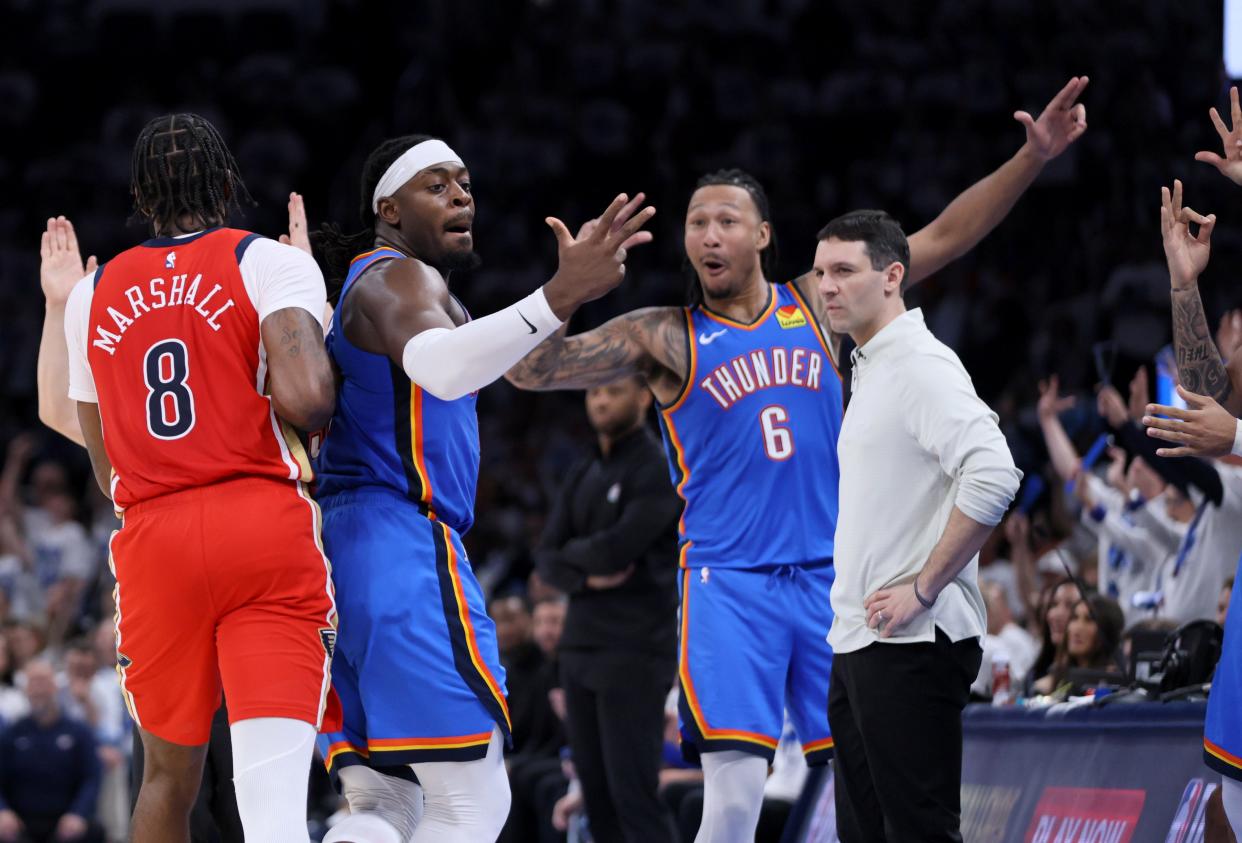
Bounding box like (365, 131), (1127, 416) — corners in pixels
(108, 477), (337, 746)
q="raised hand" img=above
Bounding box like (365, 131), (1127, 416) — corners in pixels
(1097, 385), (1130, 429)
(1144, 385), (1239, 458)
(1014, 76), (1089, 162)
(1037, 375), (1075, 420)
(1196, 86), (1242, 186)
(1161, 179), (1214, 290)
(277, 192), (312, 255)
(543, 192), (656, 320)
(39, 216), (96, 307)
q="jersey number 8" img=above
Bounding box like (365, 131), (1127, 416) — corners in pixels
(760, 405), (794, 461)
(144, 339), (195, 440)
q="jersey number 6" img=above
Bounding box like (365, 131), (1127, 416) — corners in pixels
(760, 405), (794, 461)
(144, 339), (196, 440)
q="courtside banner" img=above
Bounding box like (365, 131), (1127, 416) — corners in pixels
(784, 703), (1212, 842)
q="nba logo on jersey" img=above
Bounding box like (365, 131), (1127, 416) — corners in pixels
(165, 251), (176, 268)
(775, 304), (807, 329)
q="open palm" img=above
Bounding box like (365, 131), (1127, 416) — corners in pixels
(40, 216), (96, 306)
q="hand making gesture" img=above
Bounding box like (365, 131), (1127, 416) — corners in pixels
(1196, 86), (1242, 186)
(1160, 179), (1215, 291)
(1015, 76), (1089, 162)
(543, 192), (656, 320)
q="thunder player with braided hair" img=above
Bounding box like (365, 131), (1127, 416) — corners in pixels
(508, 78), (1088, 843)
(57, 114), (338, 842)
(308, 135), (655, 842)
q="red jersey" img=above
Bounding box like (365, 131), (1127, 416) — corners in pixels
(65, 228), (325, 509)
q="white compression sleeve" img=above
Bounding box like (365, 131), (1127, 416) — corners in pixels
(323, 766), (424, 843)
(401, 287), (562, 401)
(408, 727), (510, 842)
(695, 750), (768, 843)
(230, 717), (316, 843)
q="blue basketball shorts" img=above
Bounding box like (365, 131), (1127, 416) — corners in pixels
(314, 488), (510, 777)
(677, 562), (835, 766)
(1206, 560), (1242, 781)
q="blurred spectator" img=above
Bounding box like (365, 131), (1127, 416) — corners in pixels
(1024, 578), (1081, 695)
(1037, 595), (1126, 696)
(0, 659), (102, 843)
(0, 633), (28, 727)
(974, 580), (1039, 698)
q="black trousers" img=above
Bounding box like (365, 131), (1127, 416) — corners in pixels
(560, 649), (678, 843)
(828, 630), (982, 843)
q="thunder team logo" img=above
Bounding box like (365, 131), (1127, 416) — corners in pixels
(775, 304), (806, 329)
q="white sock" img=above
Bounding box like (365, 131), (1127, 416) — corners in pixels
(230, 717), (316, 843)
(695, 750), (768, 843)
(323, 766), (423, 843)
(408, 727), (510, 842)
(1223, 777), (1242, 835)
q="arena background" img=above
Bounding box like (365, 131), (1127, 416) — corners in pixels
(0, 1), (1239, 841)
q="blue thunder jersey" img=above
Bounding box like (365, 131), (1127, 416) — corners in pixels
(658, 282), (842, 569)
(314, 248), (480, 534)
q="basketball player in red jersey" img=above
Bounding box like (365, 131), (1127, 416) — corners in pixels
(59, 114), (337, 843)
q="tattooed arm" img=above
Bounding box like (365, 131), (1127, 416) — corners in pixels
(261, 306), (335, 431)
(505, 306), (689, 400)
(1160, 180), (1242, 415)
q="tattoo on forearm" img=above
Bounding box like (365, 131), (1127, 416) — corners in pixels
(1172, 288), (1232, 402)
(509, 309), (685, 390)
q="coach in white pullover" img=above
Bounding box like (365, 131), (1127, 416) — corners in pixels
(814, 210), (1021, 842)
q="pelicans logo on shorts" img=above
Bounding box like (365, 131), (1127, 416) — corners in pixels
(319, 628), (337, 659)
(775, 305), (807, 329)
(117, 652), (132, 668)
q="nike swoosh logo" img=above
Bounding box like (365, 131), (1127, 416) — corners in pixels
(517, 309), (536, 334)
(698, 329), (727, 345)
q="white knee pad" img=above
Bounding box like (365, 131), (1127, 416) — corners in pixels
(695, 750), (768, 843)
(323, 765), (423, 843)
(408, 727), (511, 842)
(230, 717), (317, 843)
(1223, 777), (1242, 835)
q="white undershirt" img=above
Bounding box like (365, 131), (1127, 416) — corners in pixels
(829, 308), (1022, 654)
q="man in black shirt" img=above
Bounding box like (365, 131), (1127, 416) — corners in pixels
(536, 376), (680, 843)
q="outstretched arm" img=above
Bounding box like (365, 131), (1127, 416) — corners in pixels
(906, 76), (1089, 285)
(1036, 376), (1080, 482)
(505, 308), (684, 392)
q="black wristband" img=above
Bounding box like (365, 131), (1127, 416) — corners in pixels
(914, 575), (935, 609)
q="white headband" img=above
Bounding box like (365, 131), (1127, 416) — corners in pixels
(371, 140), (465, 212)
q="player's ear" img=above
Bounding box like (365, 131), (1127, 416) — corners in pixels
(886, 261), (905, 296)
(755, 220), (771, 251)
(376, 197), (400, 227)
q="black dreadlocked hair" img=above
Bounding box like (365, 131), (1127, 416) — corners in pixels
(311, 134), (436, 304)
(683, 169), (779, 308)
(130, 114), (252, 232)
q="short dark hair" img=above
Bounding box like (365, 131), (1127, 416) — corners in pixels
(684, 169), (778, 307)
(131, 114), (252, 230)
(817, 210), (910, 291)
